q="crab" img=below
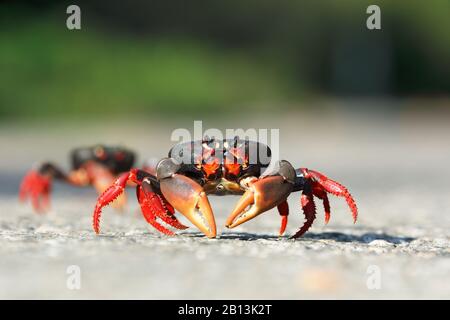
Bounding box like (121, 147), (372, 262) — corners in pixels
(93, 137), (357, 238)
(19, 145), (135, 212)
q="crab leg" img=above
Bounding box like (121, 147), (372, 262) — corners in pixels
(19, 163), (69, 212)
(155, 196), (189, 230)
(312, 182), (331, 224)
(302, 168), (357, 223)
(83, 161), (127, 210)
(136, 184), (175, 236)
(93, 169), (188, 235)
(291, 189), (317, 239)
(19, 170), (52, 212)
(139, 181), (188, 231)
(93, 172), (131, 233)
(322, 193), (331, 225)
(277, 200), (289, 236)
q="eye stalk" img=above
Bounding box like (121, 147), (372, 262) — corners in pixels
(224, 160), (241, 176)
(201, 157), (220, 178)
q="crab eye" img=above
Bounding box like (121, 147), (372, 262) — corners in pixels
(224, 162), (241, 176)
(202, 158), (220, 177)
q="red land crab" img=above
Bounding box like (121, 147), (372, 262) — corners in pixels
(92, 137), (357, 238)
(19, 145), (135, 212)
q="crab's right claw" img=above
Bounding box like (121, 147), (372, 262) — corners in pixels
(160, 174), (216, 238)
(93, 172), (130, 234)
(225, 175), (294, 229)
(19, 170), (51, 213)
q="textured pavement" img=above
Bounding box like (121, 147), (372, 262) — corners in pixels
(0, 112), (449, 299)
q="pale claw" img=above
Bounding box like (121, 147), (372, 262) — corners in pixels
(160, 174), (216, 238)
(225, 175), (293, 229)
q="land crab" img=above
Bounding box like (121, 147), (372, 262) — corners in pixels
(19, 145), (135, 212)
(93, 137), (358, 238)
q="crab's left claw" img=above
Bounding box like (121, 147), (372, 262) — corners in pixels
(19, 170), (51, 212)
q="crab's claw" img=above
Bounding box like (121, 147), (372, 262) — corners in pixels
(226, 175), (294, 229)
(160, 174), (216, 238)
(19, 170), (51, 212)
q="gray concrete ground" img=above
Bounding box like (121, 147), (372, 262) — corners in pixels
(0, 111), (449, 299)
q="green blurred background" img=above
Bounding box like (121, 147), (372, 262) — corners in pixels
(1, 1), (450, 300)
(0, 0), (449, 121)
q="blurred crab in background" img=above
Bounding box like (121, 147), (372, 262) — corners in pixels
(19, 145), (135, 212)
(93, 137), (357, 238)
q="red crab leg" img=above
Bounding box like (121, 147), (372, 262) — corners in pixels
(156, 194), (189, 230)
(20, 162), (112, 213)
(139, 181), (188, 232)
(156, 212), (189, 230)
(302, 168), (358, 223)
(277, 200), (289, 236)
(81, 161), (128, 210)
(322, 193), (331, 225)
(93, 169), (189, 235)
(312, 182), (331, 224)
(136, 185), (174, 236)
(291, 190), (317, 239)
(19, 171), (33, 202)
(19, 170), (51, 212)
(93, 171), (133, 233)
